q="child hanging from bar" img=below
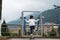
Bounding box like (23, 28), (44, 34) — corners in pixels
(25, 15), (39, 38)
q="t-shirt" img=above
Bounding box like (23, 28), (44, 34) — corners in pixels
(25, 19), (39, 26)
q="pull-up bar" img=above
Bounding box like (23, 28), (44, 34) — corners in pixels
(21, 11), (44, 37)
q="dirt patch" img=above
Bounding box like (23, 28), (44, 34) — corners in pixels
(0, 36), (8, 40)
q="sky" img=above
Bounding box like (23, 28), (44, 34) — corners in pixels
(2, 0), (60, 23)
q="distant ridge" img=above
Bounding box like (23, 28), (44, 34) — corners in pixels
(7, 8), (60, 30)
(8, 8), (60, 24)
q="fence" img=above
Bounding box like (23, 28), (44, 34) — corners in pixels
(1, 24), (60, 37)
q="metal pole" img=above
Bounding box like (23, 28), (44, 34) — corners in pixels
(40, 14), (43, 37)
(21, 12), (24, 36)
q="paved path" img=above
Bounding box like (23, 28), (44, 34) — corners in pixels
(7, 38), (60, 40)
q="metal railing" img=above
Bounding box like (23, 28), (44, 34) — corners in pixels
(1, 24), (60, 37)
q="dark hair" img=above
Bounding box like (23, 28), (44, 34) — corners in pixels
(30, 15), (33, 19)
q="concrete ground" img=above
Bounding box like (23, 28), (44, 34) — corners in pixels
(7, 38), (60, 40)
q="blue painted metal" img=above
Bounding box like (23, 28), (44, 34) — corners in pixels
(24, 17), (26, 35)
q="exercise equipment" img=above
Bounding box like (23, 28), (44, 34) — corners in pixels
(24, 17), (26, 35)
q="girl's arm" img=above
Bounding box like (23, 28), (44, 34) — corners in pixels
(25, 19), (29, 23)
(35, 19), (39, 22)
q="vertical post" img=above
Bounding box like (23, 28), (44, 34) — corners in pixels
(0, 21), (1, 36)
(24, 17), (26, 35)
(0, 0), (2, 36)
(40, 14), (44, 37)
(21, 12), (24, 36)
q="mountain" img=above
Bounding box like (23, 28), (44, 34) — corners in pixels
(7, 12), (40, 30)
(42, 8), (60, 24)
(8, 8), (60, 24)
(40, 8), (60, 36)
(7, 8), (60, 30)
(8, 12), (40, 24)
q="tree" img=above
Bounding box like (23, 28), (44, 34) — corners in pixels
(1, 20), (10, 36)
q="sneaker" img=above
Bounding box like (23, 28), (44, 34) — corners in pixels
(30, 34), (34, 39)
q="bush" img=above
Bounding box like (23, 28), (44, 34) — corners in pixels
(1, 20), (10, 36)
(49, 29), (56, 37)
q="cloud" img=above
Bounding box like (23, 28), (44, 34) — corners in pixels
(2, 0), (60, 23)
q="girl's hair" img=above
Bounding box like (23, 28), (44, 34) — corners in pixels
(30, 15), (33, 19)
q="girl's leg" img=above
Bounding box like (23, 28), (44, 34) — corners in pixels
(30, 26), (33, 38)
(30, 26), (33, 34)
(30, 26), (35, 34)
(30, 26), (35, 38)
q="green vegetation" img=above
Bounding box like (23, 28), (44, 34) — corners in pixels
(42, 8), (60, 36)
(1, 20), (10, 36)
(18, 29), (21, 36)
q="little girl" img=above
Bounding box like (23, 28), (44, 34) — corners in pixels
(25, 15), (39, 36)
